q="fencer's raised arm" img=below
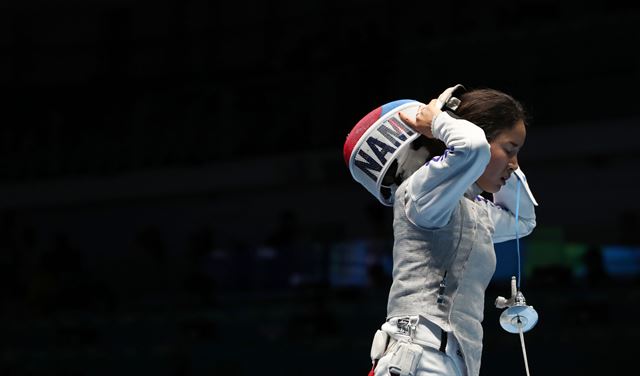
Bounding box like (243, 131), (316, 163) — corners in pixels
(404, 111), (491, 229)
(476, 168), (538, 243)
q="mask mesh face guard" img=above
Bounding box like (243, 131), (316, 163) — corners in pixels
(344, 100), (429, 206)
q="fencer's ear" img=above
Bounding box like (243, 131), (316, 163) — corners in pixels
(436, 84), (466, 112)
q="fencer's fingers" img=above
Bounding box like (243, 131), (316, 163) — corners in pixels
(398, 111), (416, 128)
(415, 105), (426, 122)
(416, 105), (435, 127)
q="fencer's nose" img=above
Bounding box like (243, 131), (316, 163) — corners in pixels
(508, 156), (518, 172)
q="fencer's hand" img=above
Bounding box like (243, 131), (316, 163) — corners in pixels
(399, 99), (441, 139)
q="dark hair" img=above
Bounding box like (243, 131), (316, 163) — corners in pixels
(381, 88), (528, 196)
(455, 88), (528, 141)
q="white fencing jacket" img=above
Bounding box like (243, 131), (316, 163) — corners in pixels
(386, 111), (537, 376)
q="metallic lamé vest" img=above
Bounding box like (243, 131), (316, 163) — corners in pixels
(387, 180), (497, 376)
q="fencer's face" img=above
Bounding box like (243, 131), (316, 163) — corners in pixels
(477, 120), (526, 193)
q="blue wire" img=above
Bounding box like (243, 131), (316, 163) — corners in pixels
(515, 178), (521, 289)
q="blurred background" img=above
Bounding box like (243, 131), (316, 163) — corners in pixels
(1, 0), (639, 375)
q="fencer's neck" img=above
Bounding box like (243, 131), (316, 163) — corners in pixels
(465, 183), (483, 199)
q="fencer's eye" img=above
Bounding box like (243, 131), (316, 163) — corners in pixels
(503, 144), (518, 156)
(504, 141), (520, 156)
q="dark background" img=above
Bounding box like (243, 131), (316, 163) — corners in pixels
(1, 0), (640, 375)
